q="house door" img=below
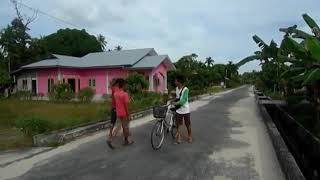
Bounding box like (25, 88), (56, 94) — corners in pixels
(32, 80), (37, 95)
(68, 79), (76, 93)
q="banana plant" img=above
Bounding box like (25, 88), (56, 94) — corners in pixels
(279, 14), (320, 86)
(236, 35), (280, 67)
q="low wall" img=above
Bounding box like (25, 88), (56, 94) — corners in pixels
(255, 90), (320, 180)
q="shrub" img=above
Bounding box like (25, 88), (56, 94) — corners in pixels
(78, 87), (94, 102)
(15, 117), (51, 136)
(126, 73), (149, 94)
(16, 91), (32, 100)
(48, 83), (74, 102)
(130, 92), (163, 112)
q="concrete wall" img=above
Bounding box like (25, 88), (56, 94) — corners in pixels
(16, 71), (37, 92)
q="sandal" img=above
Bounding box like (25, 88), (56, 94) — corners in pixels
(106, 140), (115, 150)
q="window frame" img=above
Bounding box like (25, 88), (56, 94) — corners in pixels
(88, 78), (96, 88)
(22, 79), (28, 90)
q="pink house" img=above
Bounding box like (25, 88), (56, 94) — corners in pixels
(14, 48), (175, 99)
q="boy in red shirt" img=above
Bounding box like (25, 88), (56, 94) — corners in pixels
(107, 79), (120, 149)
(114, 79), (133, 146)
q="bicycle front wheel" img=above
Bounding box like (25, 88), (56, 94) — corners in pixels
(151, 121), (165, 150)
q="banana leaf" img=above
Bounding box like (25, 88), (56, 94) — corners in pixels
(236, 55), (261, 67)
(305, 37), (320, 61)
(303, 68), (320, 85)
(302, 14), (320, 30)
(253, 35), (267, 49)
(279, 25), (312, 40)
(281, 67), (305, 78)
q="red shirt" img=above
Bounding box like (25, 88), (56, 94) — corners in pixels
(114, 89), (129, 118)
(111, 86), (119, 109)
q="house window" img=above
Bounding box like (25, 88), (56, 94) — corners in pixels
(48, 78), (54, 92)
(22, 79), (28, 90)
(88, 78), (96, 88)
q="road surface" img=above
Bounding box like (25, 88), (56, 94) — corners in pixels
(1, 86), (285, 180)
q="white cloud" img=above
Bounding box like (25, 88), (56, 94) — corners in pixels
(0, 0), (319, 73)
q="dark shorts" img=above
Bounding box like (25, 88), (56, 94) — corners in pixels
(176, 113), (191, 127)
(111, 108), (117, 125)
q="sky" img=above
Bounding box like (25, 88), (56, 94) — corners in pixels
(0, 0), (319, 73)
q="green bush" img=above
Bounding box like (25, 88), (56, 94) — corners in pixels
(78, 87), (94, 102)
(48, 83), (74, 102)
(15, 117), (51, 136)
(126, 73), (149, 94)
(130, 92), (162, 112)
(286, 95), (305, 105)
(15, 91), (32, 100)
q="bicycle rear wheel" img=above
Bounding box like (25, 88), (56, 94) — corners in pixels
(151, 121), (165, 150)
(171, 115), (177, 139)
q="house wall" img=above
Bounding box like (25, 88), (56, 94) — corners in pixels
(150, 63), (167, 93)
(16, 71), (36, 92)
(38, 68), (58, 94)
(27, 64), (169, 97)
(36, 68), (129, 96)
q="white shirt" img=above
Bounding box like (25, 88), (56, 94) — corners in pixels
(176, 87), (190, 114)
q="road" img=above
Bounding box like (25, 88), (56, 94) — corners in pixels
(1, 86), (285, 180)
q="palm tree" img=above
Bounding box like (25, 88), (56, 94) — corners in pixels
(205, 57), (214, 67)
(191, 53), (198, 59)
(96, 34), (107, 51)
(115, 45), (122, 51)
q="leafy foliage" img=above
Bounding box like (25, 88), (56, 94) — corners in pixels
(0, 18), (49, 72)
(15, 90), (32, 100)
(169, 54), (240, 94)
(126, 73), (149, 94)
(15, 117), (51, 136)
(78, 87), (95, 102)
(42, 28), (102, 57)
(0, 59), (10, 86)
(48, 83), (74, 102)
(96, 34), (107, 51)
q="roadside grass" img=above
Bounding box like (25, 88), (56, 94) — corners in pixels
(207, 86), (225, 94)
(0, 93), (164, 150)
(0, 128), (32, 151)
(0, 99), (110, 150)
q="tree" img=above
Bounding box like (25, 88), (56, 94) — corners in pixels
(226, 61), (239, 79)
(41, 28), (102, 57)
(0, 53), (10, 86)
(236, 35), (287, 92)
(0, 18), (32, 71)
(115, 45), (122, 51)
(205, 57), (214, 67)
(96, 34), (107, 51)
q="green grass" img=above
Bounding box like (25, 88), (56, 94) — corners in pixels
(0, 99), (110, 129)
(207, 86), (225, 94)
(0, 93), (164, 151)
(0, 99), (110, 150)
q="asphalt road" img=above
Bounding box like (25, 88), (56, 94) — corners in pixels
(6, 86), (285, 180)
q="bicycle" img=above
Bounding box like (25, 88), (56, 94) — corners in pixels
(151, 102), (177, 150)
